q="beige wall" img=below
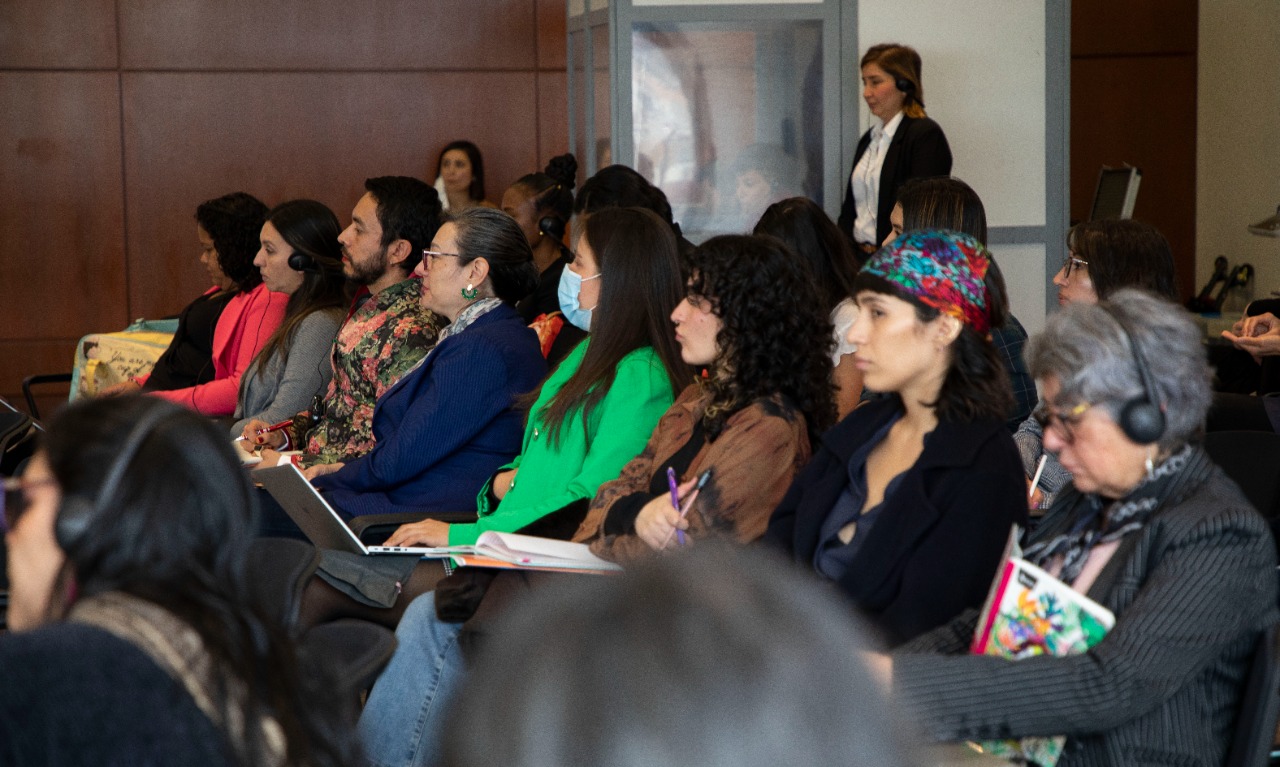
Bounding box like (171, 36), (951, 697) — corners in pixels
(1197, 1), (1280, 301)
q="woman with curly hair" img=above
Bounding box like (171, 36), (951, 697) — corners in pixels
(100, 192), (289, 417)
(766, 229), (1028, 646)
(353, 234), (835, 767)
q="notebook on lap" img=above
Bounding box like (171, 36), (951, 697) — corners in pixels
(253, 462), (451, 557)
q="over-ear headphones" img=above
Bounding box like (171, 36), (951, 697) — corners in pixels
(1105, 306), (1166, 444)
(537, 215), (566, 244)
(55, 403), (176, 552)
(288, 251), (318, 273)
(895, 77), (915, 95)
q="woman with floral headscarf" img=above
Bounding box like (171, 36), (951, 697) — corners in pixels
(766, 229), (1027, 646)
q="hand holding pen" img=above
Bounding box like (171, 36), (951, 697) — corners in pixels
(236, 418), (293, 452)
(660, 468), (712, 550)
(635, 468), (711, 551)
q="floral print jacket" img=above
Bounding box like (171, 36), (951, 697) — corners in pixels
(302, 278), (445, 466)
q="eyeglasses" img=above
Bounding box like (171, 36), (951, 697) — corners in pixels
(1, 476), (56, 533)
(421, 249), (462, 265)
(1061, 254), (1089, 280)
(1032, 400), (1094, 445)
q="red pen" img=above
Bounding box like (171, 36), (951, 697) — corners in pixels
(233, 419), (293, 442)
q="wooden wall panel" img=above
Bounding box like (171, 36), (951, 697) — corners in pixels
(538, 0), (569, 70)
(1071, 57), (1197, 299)
(537, 71), (571, 165)
(1072, 0), (1196, 57)
(119, 0), (538, 70)
(0, 0), (118, 68)
(122, 72), (543, 318)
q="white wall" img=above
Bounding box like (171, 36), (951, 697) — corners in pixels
(1197, 2), (1280, 299)
(859, 0), (1053, 334)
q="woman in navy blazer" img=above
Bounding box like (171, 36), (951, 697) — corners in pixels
(307, 208), (546, 518)
(765, 230), (1026, 646)
(838, 43), (952, 252)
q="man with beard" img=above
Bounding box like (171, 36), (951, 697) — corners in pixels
(244, 176), (446, 468)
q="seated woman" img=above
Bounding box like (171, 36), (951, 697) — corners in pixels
(879, 290), (1278, 766)
(1014, 218), (1176, 508)
(101, 192), (289, 416)
(296, 206), (691, 625)
(753, 197), (863, 419)
(357, 234), (837, 767)
(504, 154), (578, 323)
(884, 176), (1036, 431)
(380, 205), (692, 549)
(433, 140), (496, 212)
(765, 229), (1028, 646)
(283, 208), (546, 520)
(0, 397), (355, 765)
(230, 199), (348, 435)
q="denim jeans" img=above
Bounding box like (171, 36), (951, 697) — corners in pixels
(358, 592), (467, 767)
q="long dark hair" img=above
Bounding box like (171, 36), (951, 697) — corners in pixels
(252, 200), (349, 377)
(753, 197), (859, 315)
(435, 140), (487, 202)
(534, 207), (692, 448)
(686, 235), (836, 438)
(196, 192), (269, 292)
(42, 397), (356, 767)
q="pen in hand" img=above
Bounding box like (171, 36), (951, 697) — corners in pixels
(661, 468), (713, 549)
(233, 418), (294, 442)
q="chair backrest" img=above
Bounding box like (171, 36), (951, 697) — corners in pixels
(1225, 622), (1280, 767)
(1203, 431), (1280, 526)
(245, 538), (320, 634)
(299, 618), (397, 717)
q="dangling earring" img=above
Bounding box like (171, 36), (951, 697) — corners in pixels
(461, 283), (478, 300)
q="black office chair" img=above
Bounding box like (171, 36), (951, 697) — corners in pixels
(245, 538), (321, 634)
(21, 373), (71, 422)
(1225, 620), (1280, 767)
(348, 510), (478, 545)
(299, 619), (397, 716)
(1203, 431), (1280, 535)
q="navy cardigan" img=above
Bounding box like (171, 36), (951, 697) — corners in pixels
(313, 303), (547, 518)
(765, 397), (1027, 645)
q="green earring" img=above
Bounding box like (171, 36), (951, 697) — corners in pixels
(461, 283), (478, 300)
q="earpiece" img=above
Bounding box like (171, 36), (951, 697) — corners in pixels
(1106, 307), (1166, 444)
(56, 403), (175, 552)
(288, 251), (318, 273)
(537, 215), (566, 244)
(895, 77), (915, 95)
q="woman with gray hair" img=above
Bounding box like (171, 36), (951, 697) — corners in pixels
(869, 289), (1278, 766)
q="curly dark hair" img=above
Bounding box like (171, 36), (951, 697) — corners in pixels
(685, 235), (836, 438)
(195, 192), (268, 291)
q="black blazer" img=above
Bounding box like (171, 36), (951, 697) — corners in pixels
(838, 115), (953, 247)
(893, 467), (1279, 766)
(765, 397), (1027, 645)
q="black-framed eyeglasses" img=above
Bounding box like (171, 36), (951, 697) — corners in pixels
(1032, 400), (1094, 445)
(421, 249), (462, 265)
(1, 476), (56, 533)
(1061, 254), (1089, 280)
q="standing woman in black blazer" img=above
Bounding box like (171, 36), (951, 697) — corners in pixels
(838, 43), (952, 256)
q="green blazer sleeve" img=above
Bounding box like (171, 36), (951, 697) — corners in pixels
(448, 347), (675, 546)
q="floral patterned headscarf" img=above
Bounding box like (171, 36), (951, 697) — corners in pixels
(861, 229), (993, 335)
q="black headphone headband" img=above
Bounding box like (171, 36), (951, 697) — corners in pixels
(56, 403), (175, 551)
(1103, 305), (1165, 444)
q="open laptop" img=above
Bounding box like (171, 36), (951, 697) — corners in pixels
(254, 462), (452, 557)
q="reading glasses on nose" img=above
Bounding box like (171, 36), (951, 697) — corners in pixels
(1032, 401), (1094, 445)
(1062, 255), (1089, 279)
(422, 249), (462, 263)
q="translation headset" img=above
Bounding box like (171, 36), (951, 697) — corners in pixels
(1103, 305), (1166, 444)
(894, 76), (915, 95)
(288, 250), (318, 273)
(55, 404), (176, 552)
(537, 214), (567, 244)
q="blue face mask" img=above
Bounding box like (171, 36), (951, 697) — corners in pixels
(557, 266), (600, 331)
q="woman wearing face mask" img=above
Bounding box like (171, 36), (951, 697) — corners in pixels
(837, 43), (952, 255)
(766, 229), (1027, 646)
(230, 199), (348, 435)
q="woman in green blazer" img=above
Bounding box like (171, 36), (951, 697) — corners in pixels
(382, 206), (693, 549)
